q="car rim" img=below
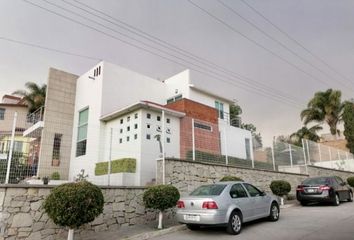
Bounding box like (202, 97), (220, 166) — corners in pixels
(336, 195), (339, 205)
(272, 205), (279, 219)
(232, 214), (241, 232)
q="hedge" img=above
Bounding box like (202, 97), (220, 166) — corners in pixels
(143, 185), (180, 211)
(347, 176), (354, 188)
(220, 176), (243, 182)
(270, 180), (291, 196)
(95, 158), (136, 176)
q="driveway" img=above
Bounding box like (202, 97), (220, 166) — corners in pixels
(152, 201), (354, 240)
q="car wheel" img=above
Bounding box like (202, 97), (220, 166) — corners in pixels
(348, 191), (353, 202)
(300, 201), (308, 206)
(226, 211), (242, 235)
(268, 202), (280, 221)
(186, 224), (200, 231)
(333, 193), (340, 206)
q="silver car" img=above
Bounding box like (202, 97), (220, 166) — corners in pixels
(176, 181), (280, 235)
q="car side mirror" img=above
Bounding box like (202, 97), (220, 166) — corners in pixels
(260, 191), (267, 196)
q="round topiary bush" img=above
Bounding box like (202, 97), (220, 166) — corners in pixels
(143, 184), (180, 229)
(43, 181), (104, 239)
(270, 180), (291, 196)
(220, 176), (243, 182)
(50, 172), (60, 180)
(347, 177), (354, 188)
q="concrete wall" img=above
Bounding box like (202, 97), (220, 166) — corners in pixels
(0, 185), (165, 240)
(38, 68), (78, 180)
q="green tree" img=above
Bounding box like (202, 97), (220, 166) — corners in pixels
(13, 82), (47, 113)
(343, 101), (354, 153)
(301, 89), (343, 136)
(289, 125), (322, 146)
(229, 103), (242, 127)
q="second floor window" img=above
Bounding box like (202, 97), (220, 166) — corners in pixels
(0, 108), (5, 120)
(215, 101), (224, 119)
(76, 108), (89, 157)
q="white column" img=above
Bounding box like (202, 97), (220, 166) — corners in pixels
(302, 139), (308, 174)
(318, 143), (322, 162)
(271, 146), (276, 171)
(306, 140), (311, 164)
(289, 144), (293, 167)
(5, 112), (17, 184)
(191, 118), (195, 161)
(224, 127), (228, 165)
(162, 110), (166, 184)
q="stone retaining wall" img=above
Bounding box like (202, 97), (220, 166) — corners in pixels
(0, 185), (162, 240)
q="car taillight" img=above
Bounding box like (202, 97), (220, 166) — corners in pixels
(177, 200), (185, 208)
(296, 186), (304, 192)
(319, 185), (330, 191)
(202, 201), (218, 209)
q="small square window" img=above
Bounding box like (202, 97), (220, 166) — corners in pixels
(146, 134), (151, 140)
(134, 124), (138, 129)
(120, 129), (123, 134)
(119, 138), (122, 144)
(147, 124), (151, 129)
(127, 126), (130, 131)
(134, 134), (138, 140)
(120, 119), (123, 124)
(147, 113), (151, 119)
(157, 116), (161, 121)
(127, 116), (131, 122)
(167, 137), (171, 143)
(166, 118), (170, 124)
(127, 136), (130, 142)
(134, 113), (138, 119)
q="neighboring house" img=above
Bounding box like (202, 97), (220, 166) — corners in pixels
(68, 61), (253, 186)
(0, 95), (31, 162)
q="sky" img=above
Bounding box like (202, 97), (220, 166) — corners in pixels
(1, 0), (354, 147)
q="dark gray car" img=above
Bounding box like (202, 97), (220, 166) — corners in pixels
(296, 176), (353, 206)
(176, 182), (279, 235)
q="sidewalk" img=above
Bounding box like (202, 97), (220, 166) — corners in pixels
(76, 219), (185, 240)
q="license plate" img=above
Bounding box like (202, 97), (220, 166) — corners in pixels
(307, 188), (315, 193)
(184, 215), (200, 222)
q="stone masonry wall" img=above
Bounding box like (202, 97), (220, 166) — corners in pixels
(0, 185), (162, 240)
(157, 159), (309, 196)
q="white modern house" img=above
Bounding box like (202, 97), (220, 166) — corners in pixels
(67, 61), (253, 186)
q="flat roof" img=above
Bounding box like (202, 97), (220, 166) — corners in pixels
(100, 101), (185, 122)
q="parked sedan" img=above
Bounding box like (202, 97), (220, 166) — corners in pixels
(296, 176), (353, 206)
(176, 182), (280, 235)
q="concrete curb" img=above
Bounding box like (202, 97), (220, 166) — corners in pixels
(123, 225), (187, 240)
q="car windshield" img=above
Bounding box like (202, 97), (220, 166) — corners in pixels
(302, 177), (331, 185)
(189, 184), (227, 196)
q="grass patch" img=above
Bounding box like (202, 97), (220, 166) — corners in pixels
(95, 158), (136, 176)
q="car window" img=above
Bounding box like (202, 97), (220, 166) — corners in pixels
(302, 177), (331, 185)
(190, 184), (227, 196)
(229, 184), (248, 199)
(243, 183), (262, 197)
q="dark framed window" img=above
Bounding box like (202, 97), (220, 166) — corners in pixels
(127, 126), (130, 132)
(243, 183), (262, 197)
(52, 133), (62, 166)
(166, 137), (170, 143)
(230, 184), (248, 198)
(147, 124), (151, 129)
(120, 119), (123, 124)
(157, 116), (161, 121)
(147, 113), (151, 119)
(134, 124), (138, 129)
(166, 118), (170, 124)
(134, 134), (138, 140)
(194, 122), (212, 131)
(0, 108), (5, 120)
(146, 134), (151, 140)
(127, 136), (130, 142)
(134, 113), (138, 119)
(119, 138), (122, 144)
(127, 116), (131, 122)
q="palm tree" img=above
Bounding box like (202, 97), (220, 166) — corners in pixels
(300, 89), (343, 136)
(289, 125), (323, 146)
(13, 82), (47, 113)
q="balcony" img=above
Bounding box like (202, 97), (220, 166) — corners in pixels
(23, 106), (44, 137)
(219, 111), (242, 128)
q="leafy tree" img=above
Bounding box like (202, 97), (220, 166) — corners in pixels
(301, 89), (343, 136)
(13, 82), (47, 113)
(43, 181), (104, 240)
(343, 101), (354, 153)
(289, 125), (322, 146)
(143, 185), (180, 229)
(270, 180), (291, 196)
(229, 103), (242, 127)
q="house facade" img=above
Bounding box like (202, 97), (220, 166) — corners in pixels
(68, 61), (253, 186)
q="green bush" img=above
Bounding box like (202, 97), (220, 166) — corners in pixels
(220, 176), (243, 182)
(43, 181), (104, 229)
(347, 177), (354, 188)
(143, 185), (180, 211)
(95, 158), (136, 176)
(270, 180), (291, 196)
(50, 172), (60, 180)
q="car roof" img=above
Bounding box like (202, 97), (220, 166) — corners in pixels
(214, 181), (245, 185)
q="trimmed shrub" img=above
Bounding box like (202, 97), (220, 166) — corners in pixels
(270, 180), (291, 196)
(143, 185), (180, 211)
(220, 176), (243, 182)
(43, 181), (104, 229)
(95, 158), (136, 176)
(50, 172), (60, 180)
(347, 177), (354, 188)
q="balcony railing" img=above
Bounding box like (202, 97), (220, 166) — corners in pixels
(26, 106), (44, 125)
(220, 111), (242, 128)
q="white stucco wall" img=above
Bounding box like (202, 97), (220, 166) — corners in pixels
(219, 120), (254, 160)
(69, 62), (104, 182)
(164, 69), (191, 101)
(100, 62), (166, 116)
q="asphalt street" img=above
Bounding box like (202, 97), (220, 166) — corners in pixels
(152, 201), (354, 240)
